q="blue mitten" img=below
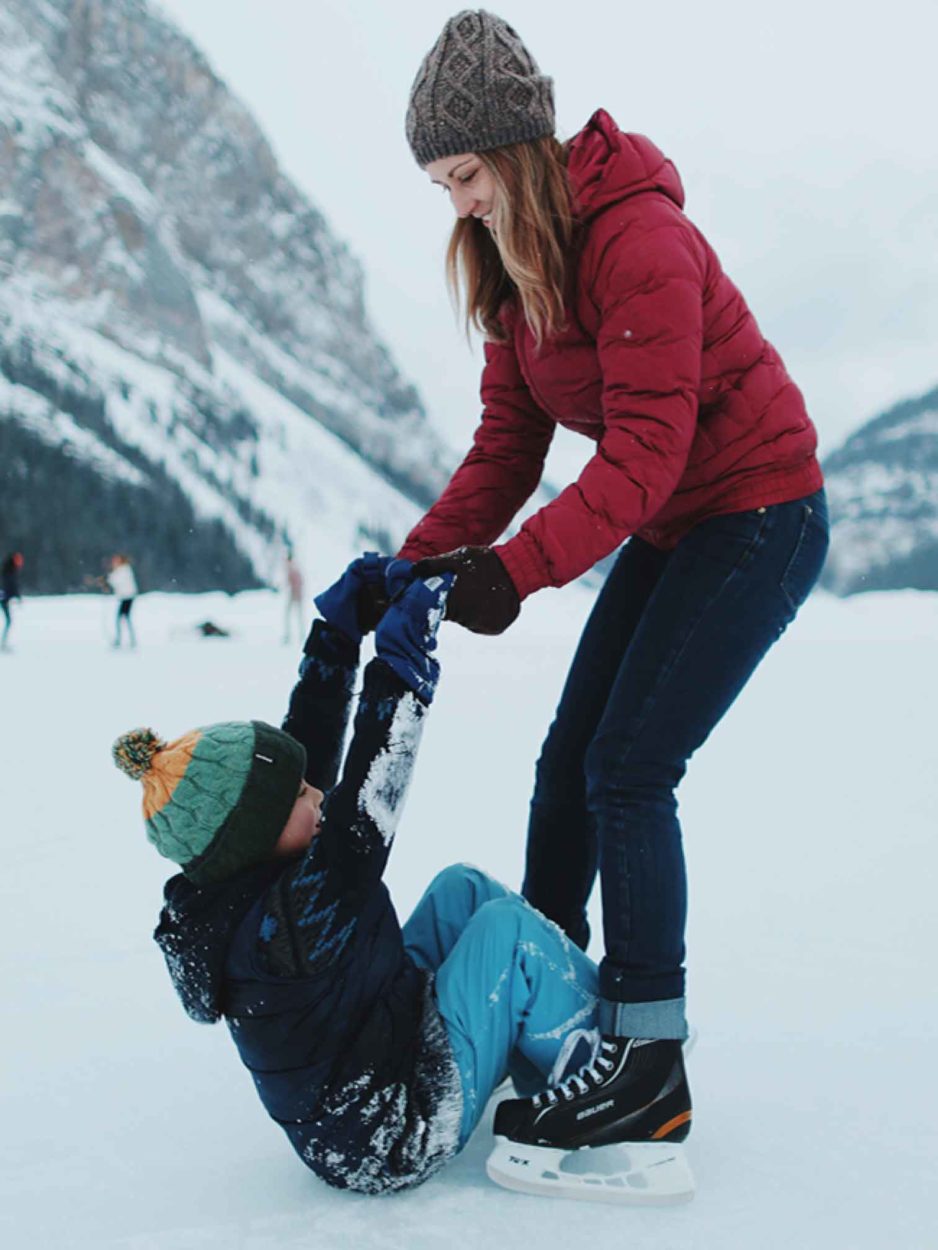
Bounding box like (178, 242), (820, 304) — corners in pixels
(314, 553), (391, 646)
(374, 574), (454, 703)
(385, 557), (416, 603)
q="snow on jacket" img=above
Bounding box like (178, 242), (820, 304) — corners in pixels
(154, 622), (463, 1194)
(107, 563), (138, 599)
(399, 108), (823, 599)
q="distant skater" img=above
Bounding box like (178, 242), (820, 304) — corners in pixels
(107, 553), (138, 649)
(1, 551), (24, 652)
(282, 548), (305, 644)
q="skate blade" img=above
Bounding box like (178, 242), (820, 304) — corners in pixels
(486, 1136), (696, 1205)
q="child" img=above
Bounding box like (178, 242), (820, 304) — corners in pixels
(114, 556), (613, 1197)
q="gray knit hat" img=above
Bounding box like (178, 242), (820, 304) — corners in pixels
(406, 10), (555, 166)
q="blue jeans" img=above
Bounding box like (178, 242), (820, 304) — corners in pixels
(403, 864), (599, 1147)
(522, 490), (830, 1040)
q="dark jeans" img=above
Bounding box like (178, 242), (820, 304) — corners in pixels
(522, 489), (830, 1039)
(115, 597), (136, 647)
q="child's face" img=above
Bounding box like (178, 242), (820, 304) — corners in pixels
(274, 781), (323, 857)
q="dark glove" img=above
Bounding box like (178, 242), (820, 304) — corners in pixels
(314, 553), (393, 646)
(374, 574), (454, 703)
(412, 546), (520, 635)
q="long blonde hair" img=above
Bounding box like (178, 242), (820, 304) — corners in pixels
(446, 136), (574, 348)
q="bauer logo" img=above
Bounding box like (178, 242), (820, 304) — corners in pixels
(576, 1098), (614, 1120)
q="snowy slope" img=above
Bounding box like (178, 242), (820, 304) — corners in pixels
(1, 587), (935, 1249)
(0, 0), (453, 590)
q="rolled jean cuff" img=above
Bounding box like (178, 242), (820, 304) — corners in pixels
(599, 995), (687, 1040)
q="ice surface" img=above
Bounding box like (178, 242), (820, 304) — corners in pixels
(1, 586), (936, 1248)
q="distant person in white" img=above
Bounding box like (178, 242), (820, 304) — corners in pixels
(282, 548), (305, 644)
(107, 553), (138, 649)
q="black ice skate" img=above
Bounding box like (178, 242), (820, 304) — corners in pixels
(487, 1037), (695, 1204)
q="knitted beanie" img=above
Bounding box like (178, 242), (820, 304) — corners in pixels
(406, 10), (555, 166)
(113, 721), (306, 885)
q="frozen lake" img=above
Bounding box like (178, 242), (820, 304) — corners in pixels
(1, 585), (935, 1248)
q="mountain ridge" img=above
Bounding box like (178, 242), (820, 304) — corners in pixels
(822, 382), (938, 595)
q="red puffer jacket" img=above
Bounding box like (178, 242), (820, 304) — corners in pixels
(399, 109), (822, 600)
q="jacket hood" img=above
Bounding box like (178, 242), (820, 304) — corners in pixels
(153, 862), (283, 1023)
(566, 109), (684, 222)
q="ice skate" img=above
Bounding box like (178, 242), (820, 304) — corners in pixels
(487, 1037), (695, 1204)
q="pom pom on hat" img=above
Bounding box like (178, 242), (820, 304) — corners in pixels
(113, 727), (166, 780)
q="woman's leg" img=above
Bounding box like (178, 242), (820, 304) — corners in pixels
(433, 893), (599, 1145)
(1, 598), (11, 649)
(586, 492), (830, 1040)
(124, 599), (136, 648)
(522, 539), (668, 949)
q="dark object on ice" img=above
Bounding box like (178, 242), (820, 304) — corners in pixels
(197, 620), (230, 637)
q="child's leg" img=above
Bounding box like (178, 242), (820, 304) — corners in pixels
(402, 863), (511, 973)
(434, 894), (599, 1146)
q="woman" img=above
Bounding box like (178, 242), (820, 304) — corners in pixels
(395, 10), (829, 1169)
(106, 552), (138, 649)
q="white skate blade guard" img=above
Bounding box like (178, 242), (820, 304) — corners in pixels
(486, 1136), (696, 1205)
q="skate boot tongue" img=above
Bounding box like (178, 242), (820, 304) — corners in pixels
(534, 1038), (619, 1108)
(547, 1027), (601, 1087)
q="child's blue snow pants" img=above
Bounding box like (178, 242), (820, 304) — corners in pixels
(402, 863), (599, 1147)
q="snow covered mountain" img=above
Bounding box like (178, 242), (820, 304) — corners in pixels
(822, 383), (938, 595)
(0, 0), (454, 592)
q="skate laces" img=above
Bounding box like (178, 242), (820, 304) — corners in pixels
(533, 1037), (620, 1108)
(546, 1026), (600, 1088)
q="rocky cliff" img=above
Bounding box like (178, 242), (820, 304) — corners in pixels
(0, 0), (453, 592)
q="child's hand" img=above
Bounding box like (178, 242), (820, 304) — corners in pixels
(359, 557), (416, 633)
(314, 553), (393, 646)
(374, 574), (454, 703)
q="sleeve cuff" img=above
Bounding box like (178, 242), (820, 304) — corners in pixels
(494, 533), (550, 600)
(303, 618), (361, 666)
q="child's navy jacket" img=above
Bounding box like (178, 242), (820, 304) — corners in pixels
(154, 622), (462, 1193)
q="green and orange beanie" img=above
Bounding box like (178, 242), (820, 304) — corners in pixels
(112, 721), (306, 885)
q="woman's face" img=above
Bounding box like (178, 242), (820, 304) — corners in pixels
(425, 152), (496, 229)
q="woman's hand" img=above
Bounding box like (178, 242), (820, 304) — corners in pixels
(412, 546), (520, 635)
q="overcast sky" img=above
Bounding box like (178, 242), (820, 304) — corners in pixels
(158, 0), (938, 480)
